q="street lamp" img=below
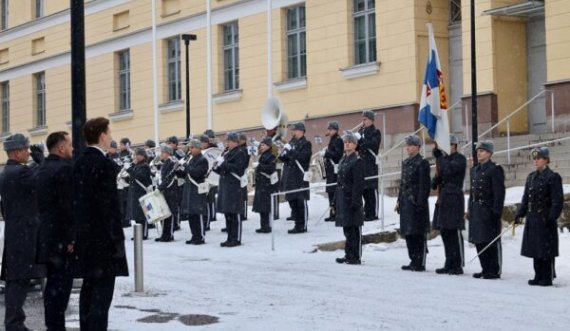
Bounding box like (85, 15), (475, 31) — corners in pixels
(181, 34), (197, 139)
(470, 0), (478, 164)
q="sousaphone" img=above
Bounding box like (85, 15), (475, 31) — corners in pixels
(261, 96), (288, 141)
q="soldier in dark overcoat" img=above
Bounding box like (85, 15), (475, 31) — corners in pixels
(432, 135), (467, 275)
(253, 138), (277, 233)
(397, 135), (431, 272)
(156, 143), (179, 242)
(166, 135), (185, 231)
(177, 139), (209, 244)
(321, 121), (344, 223)
(279, 122), (312, 234)
(515, 147), (564, 286)
(36, 131), (76, 331)
(357, 110), (382, 221)
(201, 132), (218, 229)
(125, 148), (153, 239)
(238, 132), (251, 221)
(117, 137), (133, 227)
(214, 132), (249, 247)
(0, 133), (46, 331)
(468, 140), (505, 279)
(72, 118), (128, 331)
(334, 132), (365, 265)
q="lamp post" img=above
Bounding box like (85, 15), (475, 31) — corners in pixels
(470, 0), (478, 164)
(181, 34), (197, 139)
(70, 0), (86, 159)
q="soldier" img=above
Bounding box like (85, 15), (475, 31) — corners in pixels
(156, 144), (179, 242)
(166, 135), (186, 161)
(165, 135), (184, 231)
(0, 134), (46, 331)
(319, 121), (344, 222)
(118, 137), (133, 228)
(515, 147), (564, 286)
(357, 110), (382, 222)
(200, 133), (218, 229)
(238, 132), (250, 221)
(214, 132), (249, 247)
(279, 122), (312, 234)
(176, 139), (209, 245)
(334, 132), (365, 265)
(253, 138), (278, 233)
(107, 140), (121, 173)
(397, 135), (430, 272)
(468, 140), (505, 279)
(432, 135), (467, 275)
(125, 148), (153, 240)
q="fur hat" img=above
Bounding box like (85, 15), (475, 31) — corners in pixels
(226, 132), (239, 142)
(144, 139), (156, 148)
(110, 140), (118, 149)
(405, 135), (422, 146)
(475, 140), (494, 154)
(342, 132), (359, 144)
(362, 110), (375, 121)
(449, 135), (459, 145)
(291, 122), (306, 132)
(165, 136), (178, 145)
(327, 121), (339, 131)
(3, 133), (29, 152)
(188, 139), (202, 149)
(160, 143), (173, 155)
(120, 137), (131, 145)
(261, 137), (273, 147)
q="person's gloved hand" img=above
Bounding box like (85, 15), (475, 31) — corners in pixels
(216, 156), (225, 166)
(30, 144), (44, 164)
(319, 149), (326, 157)
(354, 132), (362, 140)
(283, 143), (292, 151)
(123, 162), (131, 170)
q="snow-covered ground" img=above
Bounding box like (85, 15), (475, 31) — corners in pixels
(67, 186), (570, 331)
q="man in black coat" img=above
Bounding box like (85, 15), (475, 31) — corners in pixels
(177, 139), (209, 245)
(0, 133), (46, 331)
(334, 132), (365, 265)
(166, 135), (185, 231)
(515, 147), (564, 286)
(214, 132), (249, 247)
(320, 121), (344, 223)
(73, 117), (129, 331)
(357, 110), (382, 222)
(279, 122), (312, 234)
(125, 148), (152, 239)
(238, 132), (250, 221)
(36, 131), (76, 331)
(432, 135), (467, 275)
(253, 138), (277, 233)
(468, 140), (505, 280)
(397, 135), (431, 272)
(156, 143), (179, 242)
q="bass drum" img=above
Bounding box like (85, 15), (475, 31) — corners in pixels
(203, 147), (223, 186)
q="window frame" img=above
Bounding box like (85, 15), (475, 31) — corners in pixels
(34, 72), (46, 127)
(1, 0), (8, 30)
(286, 5), (307, 80)
(166, 37), (182, 102)
(352, 0), (377, 65)
(117, 50), (131, 112)
(1, 81), (9, 134)
(35, 0), (43, 19)
(222, 21), (239, 92)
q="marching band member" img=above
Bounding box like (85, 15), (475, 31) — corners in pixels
(432, 135), (467, 275)
(200, 133), (218, 230)
(214, 132), (249, 247)
(334, 132), (365, 265)
(177, 139), (209, 245)
(397, 135), (430, 272)
(357, 110), (382, 222)
(118, 137), (133, 228)
(156, 144), (179, 242)
(468, 140), (505, 279)
(107, 140), (121, 173)
(515, 147), (564, 286)
(321, 121), (344, 222)
(166, 135), (186, 160)
(126, 148), (152, 240)
(166, 135), (184, 231)
(279, 122), (312, 234)
(144, 139), (156, 159)
(253, 138), (278, 233)
(238, 132), (250, 221)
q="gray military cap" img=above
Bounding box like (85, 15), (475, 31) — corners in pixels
(261, 137), (273, 147)
(327, 121), (339, 131)
(188, 139), (202, 149)
(238, 132), (248, 142)
(475, 140), (494, 154)
(405, 135), (422, 146)
(226, 132), (239, 142)
(343, 132), (359, 144)
(291, 122), (306, 131)
(449, 135), (459, 145)
(362, 110), (375, 120)
(3, 133), (30, 152)
(110, 140), (118, 149)
(160, 143), (173, 155)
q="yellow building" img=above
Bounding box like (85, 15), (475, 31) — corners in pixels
(0, 0), (569, 161)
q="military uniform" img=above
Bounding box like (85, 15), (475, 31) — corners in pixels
(157, 156), (179, 241)
(239, 142), (250, 221)
(515, 166), (564, 286)
(398, 153), (431, 271)
(253, 148), (278, 232)
(117, 148), (133, 227)
(432, 148), (467, 274)
(177, 152), (209, 244)
(468, 159), (505, 279)
(357, 124), (381, 221)
(324, 132), (344, 222)
(126, 161), (152, 239)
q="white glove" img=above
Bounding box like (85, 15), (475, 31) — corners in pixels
(354, 132), (362, 140)
(319, 149), (326, 157)
(216, 156), (225, 166)
(123, 162), (131, 170)
(283, 143), (292, 151)
(252, 162), (259, 168)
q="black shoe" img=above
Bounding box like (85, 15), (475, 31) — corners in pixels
(186, 239), (205, 245)
(401, 264), (412, 271)
(435, 267), (449, 274)
(205, 226), (211, 231)
(224, 241), (241, 247)
(220, 241), (229, 247)
(482, 273), (500, 279)
(473, 272), (484, 279)
(448, 267), (464, 275)
(410, 265), (426, 272)
(539, 279), (553, 286)
(336, 257), (347, 264)
(365, 216), (378, 222)
(288, 228), (307, 234)
(156, 237), (174, 242)
(528, 279), (540, 286)
(255, 228), (272, 233)
(324, 217), (335, 222)
(174, 224), (181, 231)
(345, 258), (361, 265)
(221, 228), (227, 233)
(286, 216), (295, 221)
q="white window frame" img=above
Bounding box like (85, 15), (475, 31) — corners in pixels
(286, 5), (306, 80)
(117, 50), (131, 112)
(167, 37), (181, 102)
(352, 0), (376, 65)
(34, 72), (46, 127)
(222, 21), (239, 92)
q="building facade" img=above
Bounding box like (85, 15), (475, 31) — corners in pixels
(0, 0), (569, 162)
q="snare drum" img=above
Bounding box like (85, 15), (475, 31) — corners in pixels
(139, 190), (172, 224)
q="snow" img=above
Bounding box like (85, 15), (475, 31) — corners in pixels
(69, 187), (570, 330)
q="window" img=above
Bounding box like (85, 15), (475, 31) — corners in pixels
(1, 0), (8, 30)
(34, 72), (46, 127)
(450, 0), (461, 25)
(286, 5), (306, 79)
(35, 0), (43, 18)
(1, 81), (9, 134)
(353, 0), (376, 65)
(117, 50), (131, 111)
(222, 22), (239, 91)
(166, 37), (181, 101)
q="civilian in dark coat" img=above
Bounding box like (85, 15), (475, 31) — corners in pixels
(432, 136), (467, 275)
(253, 138), (277, 233)
(322, 121), (344, 223)
(177, 139), (209, 245)
(214, 133), (249, 247)
(73, 118), (129, 331)
(156, 144), (179, 242)
(36, 131), (76, 331)
(468, 140), (505, 280)
(126, 148), (153, 239)
(515, 147), (564, 286)
(334, 133), (365, 265)
(279, 122), (312, 233)
(0, 134), (46, 331)
(357, 110), (382, 221)
(397, 135), (430, 272)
